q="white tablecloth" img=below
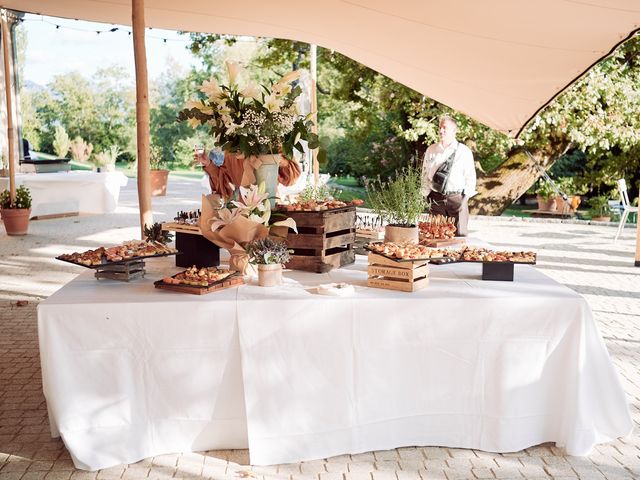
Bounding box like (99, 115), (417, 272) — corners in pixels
(0, 171), (128, 217)
(38, 256), (632, 470)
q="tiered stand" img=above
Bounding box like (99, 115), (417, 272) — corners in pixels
(161, 222), (220, 268)
(275, 206), (356, 273)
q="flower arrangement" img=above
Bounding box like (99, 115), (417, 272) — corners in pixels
(0, 185), (32, 210)
(200, 183), (296, 273)
(179, 61), (320, 160)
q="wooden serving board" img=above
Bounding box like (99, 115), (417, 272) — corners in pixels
(161, 222), (202, 235)
(356, 229), (385, 240)
(419, 237), (466, 248)
(154, 275), (244, 295)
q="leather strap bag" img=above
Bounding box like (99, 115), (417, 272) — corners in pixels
(430, 144), (459, 194)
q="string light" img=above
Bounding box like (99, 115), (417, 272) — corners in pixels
(22, 14), (192, 44)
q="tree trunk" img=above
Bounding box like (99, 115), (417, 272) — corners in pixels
(469, 143), (570, 215)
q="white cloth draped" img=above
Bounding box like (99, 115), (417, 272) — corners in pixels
(0, 171), (128, 217)
(38, 257), (632, 470)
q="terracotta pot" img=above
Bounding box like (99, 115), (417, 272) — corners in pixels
(555, 195), (567, 212)
(1, 208), (31, 236)
(569, 195), (581, 212)
(384, 224), (419, 244)
(258, 263), (282, 287)
(536, 195), (556, 211)
(150, 169), (169, 196)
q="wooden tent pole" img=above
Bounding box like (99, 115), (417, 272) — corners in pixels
(636, 192), (640, 266)
(1, 10), (16, 204)
(132, 0), (153, 237)
(310, 44), (319, 186)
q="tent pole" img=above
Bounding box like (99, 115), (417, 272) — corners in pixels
(310, 44), (319, 186)
(636, 193), (640, 266)
(1, 9), (16, 205)
(132, 0), (153, 238)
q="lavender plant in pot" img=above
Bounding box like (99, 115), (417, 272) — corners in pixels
(1, 185), (32, 236)
(245, 236), (291, 287)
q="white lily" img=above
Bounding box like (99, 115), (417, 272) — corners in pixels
(241, 81), (262, 100)
(225, 60), (243, 86)
(276, 69), (302, 86)
(185, 98), (205, 110)
(294, 132), (301, 145)
(210, 207), (242, 232)
(271, 217), (298, 234)
(200, 77), (223, 100)
(264, 93), (284, 113)
(272, 83), (292, 97)
(187, 117), (201, 128)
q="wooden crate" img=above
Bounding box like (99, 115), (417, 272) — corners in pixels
(274, 207), (356, 273)
(419, 237), (466, 248)
(367, 253), (429, 292)
(94, 260), (146, 282)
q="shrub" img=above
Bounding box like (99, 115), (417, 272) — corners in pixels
(53, 125), (71, 159)
(69, 137), (93, 163)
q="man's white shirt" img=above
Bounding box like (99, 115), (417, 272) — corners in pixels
(421, 140), (477, 198)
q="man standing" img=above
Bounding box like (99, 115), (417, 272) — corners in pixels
(421, 116), (477, 236)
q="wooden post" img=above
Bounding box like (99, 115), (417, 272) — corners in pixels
(636, 194), (640, 266)
(1, 10), (16, 204)
(310, 44), (319, 186)
(132, 0), (153, 238)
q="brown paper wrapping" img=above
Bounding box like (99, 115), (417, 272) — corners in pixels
(199, 194), (269, 274)
(203, 152), (302, 197)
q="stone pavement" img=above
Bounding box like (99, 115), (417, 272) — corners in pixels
(1, 176), (639, 479)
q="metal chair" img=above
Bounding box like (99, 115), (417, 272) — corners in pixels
(614, 179), (639, 242)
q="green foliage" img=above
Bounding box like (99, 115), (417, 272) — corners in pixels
(245, 237), (291, 265)
(555, 176), (587, 196)
(149, 144), (167, 170)
(0, 185), (32, 209)
(534, 180), (556, 200)
(144, 222), (174, 245)
(366, 166), (426, 226)
(297, 184), (336, 202)
(52, 125), (71, 158)
(587, 195), (613, 218)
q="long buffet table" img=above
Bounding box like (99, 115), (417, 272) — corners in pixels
(38, 255), (632, 470)
(0, 171), (128, 218)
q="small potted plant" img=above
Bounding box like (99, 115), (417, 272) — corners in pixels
(535, 180), (557, 211)
(144, 222), (174, 245)
(245, 236), (291, 287)
(1, 185), (32, 236)
(366, 165), (427, 243)
(556, 177), (586, 213)
(588, 195), (612, 222)
(150, 145), (170, 196)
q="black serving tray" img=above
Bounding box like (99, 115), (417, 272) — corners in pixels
(56, 250), (178, 269)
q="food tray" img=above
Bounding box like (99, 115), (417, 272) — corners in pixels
(363, 244), (459, 263)
(274, 205), (356, 214)
(153, 270), (243, 295)
(56, 251), (178, 269)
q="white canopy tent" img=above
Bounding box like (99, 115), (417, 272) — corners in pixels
(1, 0), (639, 262)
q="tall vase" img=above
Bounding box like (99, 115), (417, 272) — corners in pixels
(254, 154), (280, 208)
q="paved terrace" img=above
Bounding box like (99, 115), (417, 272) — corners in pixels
(1, 175), (639, 480)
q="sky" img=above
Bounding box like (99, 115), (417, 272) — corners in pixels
(20, 13), (201, 87)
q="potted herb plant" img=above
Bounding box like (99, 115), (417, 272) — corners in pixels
(1, 185), (32, 236)
(245, 236), (291, 287)
(149, 145), (169, 196)
(366, 165), (427, 243)
(535, 180), (557, 211)
(556, 177), (586, 213)
(588, 195), (612, 222)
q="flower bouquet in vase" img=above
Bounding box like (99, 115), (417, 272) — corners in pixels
(180, 61), (321, 207)
(199, 183), (297, 274)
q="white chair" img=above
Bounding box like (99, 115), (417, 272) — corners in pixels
(614, 179), (639, 242)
